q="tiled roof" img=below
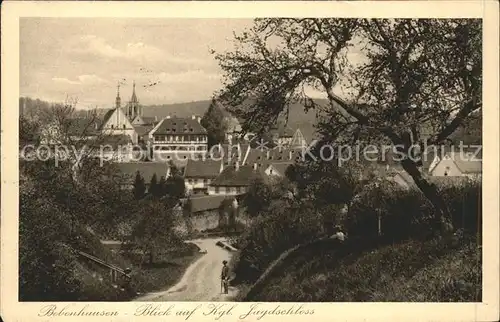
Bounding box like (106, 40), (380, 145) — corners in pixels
(211, 164), (265, 187)
(133, 124), (154, 137)
(243, 147), (302, 167)
(183, 195), (233, 213)
(99, 109), (115, 130)
(183, 159), (222, 178)
(115, 162), (169, 183)
(154, 117), (207, 135)
(268, 162), (293, 176)
(453, 158), (482, 174)
(66, 117), (102, 136)
(208, 143), (249, 161)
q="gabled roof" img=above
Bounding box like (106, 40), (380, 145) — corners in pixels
(267, 162), (293, 176)
(115, 162), (169, 183)
(211, 164), (265, 187)
(154, 117), (207, 135)
(99, 109), (116, 129)
(183, 159), (222, 179)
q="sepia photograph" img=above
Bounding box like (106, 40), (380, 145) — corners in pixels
(1, 1), (499, 321)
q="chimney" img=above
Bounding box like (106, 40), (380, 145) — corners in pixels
(235, 161), (240, 171)
(289, 150), (293, 160)
(154, 116), (158, 121)
(191, 115), (196, 120)
(219, 161), (224, 173)
(386, 164), (390, 171)
(253, 163), (257, 170)
(266, 150), (270, 160)
(197, 116), (201, 123)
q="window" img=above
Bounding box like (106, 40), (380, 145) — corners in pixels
(123, 124), (126, 129)
(215, 186), (220, 193)
(111, 125), (114, 129)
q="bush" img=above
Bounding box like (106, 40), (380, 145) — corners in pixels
(231, 199), (324, 284)
(232, 180), (481, 289)
(344, 182), (481, 242)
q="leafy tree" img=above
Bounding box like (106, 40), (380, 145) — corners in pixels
(214, 18), (482, 231)
(133, 171), (146, 200)
(200, 98), (229, 148)
(148, 174), (158, 197)
(244, 176), (291, 217)
(129, 199), (180, 265)
(158, 175), (167, 198)
(19, 115), (41, 148)
(165, 173), (186, 200)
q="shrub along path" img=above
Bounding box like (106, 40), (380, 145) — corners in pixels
(238, 233), (480, 302)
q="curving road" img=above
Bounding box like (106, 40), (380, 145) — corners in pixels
(134, 237), (237, 302)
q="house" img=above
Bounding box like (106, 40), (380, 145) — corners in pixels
(115, 162), (170, 190)
(208, 162), (266, 196)
(427, 147), (482, 179)
(149, 115), (208, 162)
(183, 159), (224, 195)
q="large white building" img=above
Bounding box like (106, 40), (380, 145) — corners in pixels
(149, 115), (208, 162)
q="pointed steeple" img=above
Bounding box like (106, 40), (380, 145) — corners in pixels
(131, 80), (138, 103)
(115, 82), (121, 109)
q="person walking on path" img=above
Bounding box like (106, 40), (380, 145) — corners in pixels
(221, 260), (230, 294)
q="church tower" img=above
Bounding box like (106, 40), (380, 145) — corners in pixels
(115, 83), (121, 109)
(127, 81), (142, 120)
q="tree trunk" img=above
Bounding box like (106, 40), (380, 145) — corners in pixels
(148, 250), (154, 265)
(400, 158), (454, 233)
(218, 208), (226, 228)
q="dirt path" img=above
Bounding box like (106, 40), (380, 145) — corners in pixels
(134, 237), (237, 301)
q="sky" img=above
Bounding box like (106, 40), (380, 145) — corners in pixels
(20, 18), (257, 109)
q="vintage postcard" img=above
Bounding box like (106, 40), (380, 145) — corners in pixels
(1, 1), (499, 321)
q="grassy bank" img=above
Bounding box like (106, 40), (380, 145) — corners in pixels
(67, 236), (202, 301)
(237, 235), (481, 302)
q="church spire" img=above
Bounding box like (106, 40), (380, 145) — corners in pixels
(131, 80), (138, 103)
(115, 82), (121, 109)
